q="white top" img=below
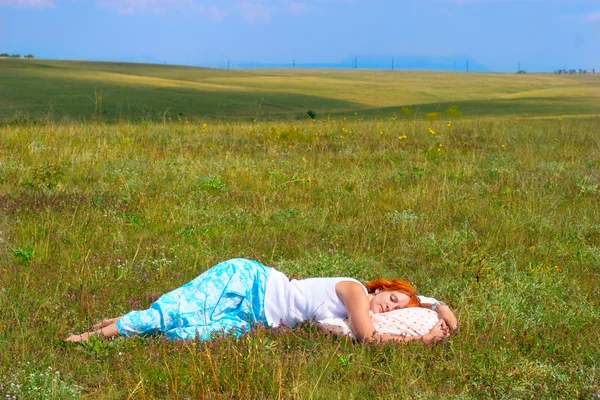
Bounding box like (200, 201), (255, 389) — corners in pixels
(264, 269), (440, 328)
(416, 296), (439, 305)
(264, 269), (368, 327)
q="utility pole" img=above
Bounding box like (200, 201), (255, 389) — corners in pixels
(227, 59), (230, 69)
(392, 57), (394, 70)
(466, 60), (469, 72)
(453, 61), (456, 72)
(518, 62), (520, 72)
(354, 56), (357, 69)
(293, 58), (295, 68)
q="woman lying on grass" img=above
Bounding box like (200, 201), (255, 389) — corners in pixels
(66, 258), (458, 344)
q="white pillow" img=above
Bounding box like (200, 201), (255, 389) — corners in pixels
(317, 307), (439, 338)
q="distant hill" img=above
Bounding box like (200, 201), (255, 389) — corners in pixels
(106, 55), (167, 65)
(1, 58), (598, 123)
(199, 54), (489, 72)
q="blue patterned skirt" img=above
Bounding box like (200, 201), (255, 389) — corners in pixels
(116, 258), (271, 340)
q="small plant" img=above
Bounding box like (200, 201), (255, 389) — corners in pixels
(400, 106), (414, 118)
(26, 163), (63, 191)
(397, 166), (425, 180)
(199, 175), (226, 191)
(271, 208), (300, 222)
(306, 110), (316, 119)
(424, 112), (440, 121)
(385, 209), (420, 224)
(13, 247), (33, 262)
(0, 365), (82, 400)
(337, 353), (352, 367)
(124, 213), (147, 226)
(445, 105), (462, 118)
(576, 179), (598, 195)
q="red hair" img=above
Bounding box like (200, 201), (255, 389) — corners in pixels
(363, 278), (420, 308)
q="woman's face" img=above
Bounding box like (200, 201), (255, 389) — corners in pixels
(369, 290), (411, 314)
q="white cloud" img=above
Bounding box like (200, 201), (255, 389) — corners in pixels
(238, 1), (271, 23)
(586, 11), (600, 22)
(0, 0), (54, 8)
(97, 0), (183, 15)
(96, 0), (226, 17)
(289, 1), (309, 15)
(0, 0), (311, 19)
(207, 5), (226, 20)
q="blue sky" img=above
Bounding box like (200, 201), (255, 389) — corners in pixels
(1, 0), (599, 72)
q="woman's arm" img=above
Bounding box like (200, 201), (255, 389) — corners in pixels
(335, 282), (448, 344)
(374, 320), (448, 344)
(65, 317), (122, 342)
(335, 281), (377, 341)
(434, 304), (458, 333)
(418, 298), (458, 333)
(92, 317), (121, 330)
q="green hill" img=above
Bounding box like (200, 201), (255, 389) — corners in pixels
(1, 58), (598, 122)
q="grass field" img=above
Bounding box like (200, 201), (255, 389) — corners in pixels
(0, 60), (599, 399)
(1, 58), (599, 122)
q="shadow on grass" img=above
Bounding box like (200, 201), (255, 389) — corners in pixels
(334, 96), (600, 120)
(0, 61), (365, 123)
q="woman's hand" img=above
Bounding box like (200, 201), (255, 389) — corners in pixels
(65, 319), (121, 342)
(93, 317), (120, 330)
(65, 331), (95, 342)
(422, 320), (449, 345)
(436, 305), (459, 334)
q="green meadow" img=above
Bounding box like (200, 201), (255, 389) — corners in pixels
(1, 58), (599, 121)
(0, 59), (599, 399)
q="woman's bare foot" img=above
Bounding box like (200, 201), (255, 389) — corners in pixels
(93, 318), (119, 330)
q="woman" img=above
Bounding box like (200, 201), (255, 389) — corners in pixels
(66, 258), (458, 344)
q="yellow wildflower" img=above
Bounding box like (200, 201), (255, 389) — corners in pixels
(428, 128), (435, 135)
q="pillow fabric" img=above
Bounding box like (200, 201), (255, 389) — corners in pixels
(317, 307), (439, 338)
